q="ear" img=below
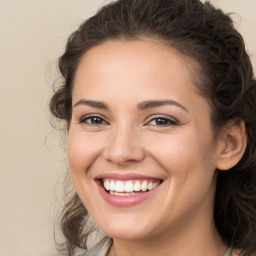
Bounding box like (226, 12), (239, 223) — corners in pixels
(216, 120), (247, 171)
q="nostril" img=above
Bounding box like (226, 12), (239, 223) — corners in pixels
(102, 132), (145, 164)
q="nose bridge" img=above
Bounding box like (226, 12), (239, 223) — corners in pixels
(104, 121), (144, 165)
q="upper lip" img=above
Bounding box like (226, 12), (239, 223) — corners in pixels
(95, 172), (163, 181)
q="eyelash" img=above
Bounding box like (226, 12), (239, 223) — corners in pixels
(79, 115), (109, 126)
(79, 114), (179, 127)
(146, 115), (179, 127)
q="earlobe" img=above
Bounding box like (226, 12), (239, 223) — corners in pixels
(216, 120), (247, 171)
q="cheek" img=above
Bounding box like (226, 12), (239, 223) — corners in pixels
(149, 132), (217, 214)
(145, 130), (216, 180)
(67, 132), (101, 207)
(67, 132), (100, 178)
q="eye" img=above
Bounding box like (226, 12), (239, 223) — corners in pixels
(80, 115), (108, 125)
(147, 116), (178, 126)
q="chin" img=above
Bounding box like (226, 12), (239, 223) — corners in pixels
(105, 228), (150, 240)
(98, 216), (155, 240)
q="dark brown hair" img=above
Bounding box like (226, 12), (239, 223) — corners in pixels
(50, 0), (256, 255)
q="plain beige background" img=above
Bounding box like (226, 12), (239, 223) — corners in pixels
(0, 0), (255, 255)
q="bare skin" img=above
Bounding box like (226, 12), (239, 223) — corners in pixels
(69, 39), (246, 256)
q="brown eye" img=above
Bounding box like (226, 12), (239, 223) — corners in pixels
(80, 116), (108, 125)
(148, 116), (178, 126)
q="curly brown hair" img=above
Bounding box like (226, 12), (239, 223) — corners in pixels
(50, 0), (256, 255)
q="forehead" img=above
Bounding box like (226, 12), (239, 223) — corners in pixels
(72, 39), (205, 107)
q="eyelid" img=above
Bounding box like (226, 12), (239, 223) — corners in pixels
(79, 113), (110, 125)
(145, 114), (180, 126)
(78, 113), (180, 126)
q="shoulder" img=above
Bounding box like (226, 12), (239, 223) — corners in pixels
(80, 236), (112, 256)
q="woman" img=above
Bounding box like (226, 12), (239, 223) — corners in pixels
(50, 0), (256, 255)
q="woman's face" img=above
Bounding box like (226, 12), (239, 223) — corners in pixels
(68, 39), (221, 240)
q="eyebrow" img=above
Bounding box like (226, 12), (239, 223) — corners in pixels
(137, 100), (188, 112)
(73, 99), (108, 109)
(73, 99), (188, 112)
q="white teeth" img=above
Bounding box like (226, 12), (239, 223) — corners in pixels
(147, 182), (153, 190)
(141, 181), (147, 191)
(116, 181), (124, 192)
(124, 181), (133, 192)
(104, 180), (110, 191)
(110, 191), (143, 196)
(103, 179), (161, 194)
(133, 181), (141, 191)
(153, 180), (160, 188)
(110, 180), (115, 191)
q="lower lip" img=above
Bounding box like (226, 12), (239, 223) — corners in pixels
(96, 181), (161, 207)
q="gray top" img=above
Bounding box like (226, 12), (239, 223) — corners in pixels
(224, 247), (233, 256)
(80, 236), (232, 256)
(80, 237), (112, 256)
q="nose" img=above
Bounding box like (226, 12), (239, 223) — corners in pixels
(103, 126), (145, 166)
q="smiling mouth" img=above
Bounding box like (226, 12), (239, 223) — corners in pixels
(101, 179), (162, 196)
